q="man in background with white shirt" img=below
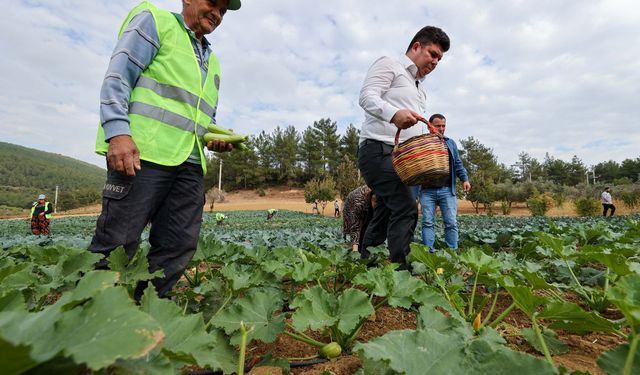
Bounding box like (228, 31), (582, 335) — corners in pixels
(601, 187), (616, 216)
(357, 26), (450, 270)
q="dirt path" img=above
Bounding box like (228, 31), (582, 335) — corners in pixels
(3, 187), (637, 220)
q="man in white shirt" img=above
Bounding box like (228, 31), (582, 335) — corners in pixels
(601, 187), (616, 216)
(357, 26), (450, 270)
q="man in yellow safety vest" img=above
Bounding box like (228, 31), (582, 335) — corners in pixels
(89, 0), (241, 300)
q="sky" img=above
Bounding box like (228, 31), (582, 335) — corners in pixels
(1, 0), (639, 171)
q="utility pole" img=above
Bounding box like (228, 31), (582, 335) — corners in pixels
(585, 170), (590, 185)
(218, 159), (223, 192)
(54, 185), (59, 213)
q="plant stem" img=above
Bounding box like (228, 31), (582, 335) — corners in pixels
(489, 303), (515, 328)
(237, 321), (248, 375)
(286, 323), (317, 342)
(433, 270), (453, 306)
(205, 289), (233, 330)
(623, 334), (639, 375)
(283, 330), (325, 348)
(532, 317), (554, 366)
(481, 288), (499, 327)
(603, 268), (610, 295)
(373, 297), (389, 310)
(468, 268), (480, 317)
(564, 259), (593, 304)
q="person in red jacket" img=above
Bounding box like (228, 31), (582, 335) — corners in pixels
(30, 194), (53, 235)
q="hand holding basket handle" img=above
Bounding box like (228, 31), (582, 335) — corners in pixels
(394, 115), (442, 147)
(392, 115), (450, 186)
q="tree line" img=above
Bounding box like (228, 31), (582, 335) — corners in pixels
(206, 118), (640, 192)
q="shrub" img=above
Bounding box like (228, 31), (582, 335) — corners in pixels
(619, 190), (639, 209)
(574, 197), (600, 217)
(256, 188), (266, 197)
(526, 193), (554, 216)
(500, 201), (511, 215)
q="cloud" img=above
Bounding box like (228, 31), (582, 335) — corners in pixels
(1, 0), (638, 171)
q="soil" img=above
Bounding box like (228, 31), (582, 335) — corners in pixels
(2, 186), (638, 220)
(243, 291), (623, 375)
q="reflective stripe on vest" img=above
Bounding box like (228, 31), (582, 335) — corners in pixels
(31, 202), (52, 220)
(95, 1), (220, 174)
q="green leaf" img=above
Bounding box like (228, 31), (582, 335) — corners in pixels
(505, 285), (548, 317)
(538, 300), (619, 335)
(607, 273), (640, 334)
(355, 327), (557, 375)
(210, 288), (284, 345)
(2, 286), (165, 370)
(520, 327), (568, 356)
(535, 232), (574, 259)
(290, 286), (338, 332)
(53, 287), (165, 370)
(336, 288), (375, 334)
(63, 270), (120, 308)
(291, 286), (373, 336)
(459, 248), (502, 273)
(578, 248), (632, 277)
(0, 290), (25, 311)
(0, 337), (38, 375)
(109, 352), (174, 375)
(408, 243), (452, 271)
(220, 263), (275, 291)
(0, 266), (38, 293)
(353, 267), (424, 308)
(597, 341), (640, 375)
(107, 247), (163, 287)
(139, 287), (237, 373)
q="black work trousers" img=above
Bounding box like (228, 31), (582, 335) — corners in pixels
(89, 160), (204, 300)
(358, 140), (418, 268)
(602, 203), (616, 217)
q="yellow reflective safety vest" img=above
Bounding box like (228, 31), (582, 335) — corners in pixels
(31, 202), (52, 220)
(95, 1), (221, 174)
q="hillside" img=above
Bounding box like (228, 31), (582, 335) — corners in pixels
(0, 142), (105, 210)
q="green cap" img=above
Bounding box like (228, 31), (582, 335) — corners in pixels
(228, 0), (241, 11)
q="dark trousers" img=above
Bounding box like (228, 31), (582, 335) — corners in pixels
(602, 203), (616, 217)
(358, 140), (418, 268)
(89, 160), (204, 300)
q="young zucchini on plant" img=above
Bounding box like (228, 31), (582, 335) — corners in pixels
(204, 124), (249, 150)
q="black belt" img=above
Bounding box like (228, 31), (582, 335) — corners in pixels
(361, 138), (393, 147)
(359, 139), (394, 157)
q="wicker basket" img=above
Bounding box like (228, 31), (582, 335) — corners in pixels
(392, 128), (449, 186)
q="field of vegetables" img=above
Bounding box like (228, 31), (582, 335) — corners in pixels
(1, 211), (640, 375)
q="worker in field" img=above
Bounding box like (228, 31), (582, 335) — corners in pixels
(267, 208), (278, 220)
(601, 187), (616, 216)
(215, 213), (226, 225)
(89, 0), (241, 301)
(357, 26), (450, 270)
(419, 114), (471, 252)
(30, 194), (53, 235)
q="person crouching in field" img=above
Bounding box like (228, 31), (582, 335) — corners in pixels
(267, 208), (278, 220)
(342, 185), (376, 252)
(30, 194), (53, 235)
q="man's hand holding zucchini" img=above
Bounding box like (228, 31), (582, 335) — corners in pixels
(204, 124), (249, 151)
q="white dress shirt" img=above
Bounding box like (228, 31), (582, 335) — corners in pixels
(601, 191), (612, 204)
(358, 54), (428, 146)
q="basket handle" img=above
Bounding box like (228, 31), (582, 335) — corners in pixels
(394, 116), (442, 146)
